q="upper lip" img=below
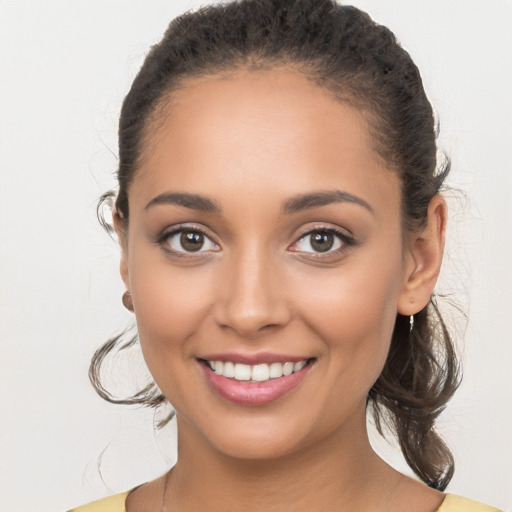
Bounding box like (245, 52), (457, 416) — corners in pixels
(198, 352), (313, 365)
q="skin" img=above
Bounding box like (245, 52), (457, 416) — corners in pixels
(116, 68), (447, 511)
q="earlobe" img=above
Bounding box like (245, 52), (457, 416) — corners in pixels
(113, 209), (130, 289)
(398, 195), (447, 316)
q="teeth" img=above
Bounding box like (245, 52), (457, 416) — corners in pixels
(207, 359), (309, 382)
(282, 362), (294, 376)
(251, 364), (270, 382)
(294, 360), (306, 372)
(234, 363), (251, 381)
(269, 362), (282, 379)
(223, 361), (235, 378)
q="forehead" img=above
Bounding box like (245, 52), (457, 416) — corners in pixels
(131, 68), (400, 215)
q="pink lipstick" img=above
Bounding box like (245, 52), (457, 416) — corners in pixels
(198, 354), (314, 406)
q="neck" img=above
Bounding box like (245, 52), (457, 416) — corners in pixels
(163, 408), (402, 511)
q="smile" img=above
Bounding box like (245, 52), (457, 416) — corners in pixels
(199, 356), (315, 406)
(206, 360), (308, 382)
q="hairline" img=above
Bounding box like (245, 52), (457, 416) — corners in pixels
(123, 61), (407, 234)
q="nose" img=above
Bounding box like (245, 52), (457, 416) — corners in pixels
(213, 244), (291, 338)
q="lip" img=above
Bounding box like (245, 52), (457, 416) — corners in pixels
(199, 358), (314, 406)
(199, 352), (310, 365)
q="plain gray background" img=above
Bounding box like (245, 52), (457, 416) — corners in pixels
(0, 1), (511, 510)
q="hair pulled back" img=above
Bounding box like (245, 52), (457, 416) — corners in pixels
(91, 0), (460, 491)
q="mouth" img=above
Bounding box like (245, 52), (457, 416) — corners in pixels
(201, 358), (314, 382)
(198, 356), (316, 406)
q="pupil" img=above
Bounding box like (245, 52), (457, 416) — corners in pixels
(311, 231), (333, 252)
(180, 230), (204, 252)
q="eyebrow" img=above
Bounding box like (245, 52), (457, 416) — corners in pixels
(281, 190), (374, 215)
(144, 189), (373, 215)
(145, 192), (221, 212)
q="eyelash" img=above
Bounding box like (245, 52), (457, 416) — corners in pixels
(289, 226), (355, 259)
(155, 224), (355, 259)
(155, 224), (220, 258)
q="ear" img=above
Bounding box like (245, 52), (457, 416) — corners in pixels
(398, 195), (447, 316)
(113, 209), (130, 290)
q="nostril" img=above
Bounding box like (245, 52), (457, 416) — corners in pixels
(214, 304), (290, 337)
(211, 260), (291, 335)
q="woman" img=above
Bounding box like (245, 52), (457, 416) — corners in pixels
(70, 0), (503, 510)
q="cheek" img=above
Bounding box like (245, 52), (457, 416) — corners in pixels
(296, 252), (403, 385)
(128, 254), (216, 373)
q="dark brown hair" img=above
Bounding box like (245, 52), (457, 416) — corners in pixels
(91, 0), (461, 491)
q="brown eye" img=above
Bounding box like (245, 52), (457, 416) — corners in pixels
(310, 231), (334, 252)
(180, 230), (204, 252)
(163, 227), (219, 254)
(290, 228), (345, 255)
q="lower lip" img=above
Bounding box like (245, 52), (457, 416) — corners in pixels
(201, 362), (312, 406)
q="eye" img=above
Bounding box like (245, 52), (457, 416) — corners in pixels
(161, 227), (219, 254)
(289, 228), (352, 255)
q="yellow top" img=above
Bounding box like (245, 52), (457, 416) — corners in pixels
(68, 491), (503, 511)
(437, 494), (503, 512)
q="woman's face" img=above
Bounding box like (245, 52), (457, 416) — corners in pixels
(119, 69), (418, 460)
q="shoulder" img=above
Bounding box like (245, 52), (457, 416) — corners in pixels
(437, 494), (504, 512)
(67, 491), (130, 512)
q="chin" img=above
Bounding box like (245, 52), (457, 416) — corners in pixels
(211, 432), (307, 461)
(177, 408), (318, 462)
